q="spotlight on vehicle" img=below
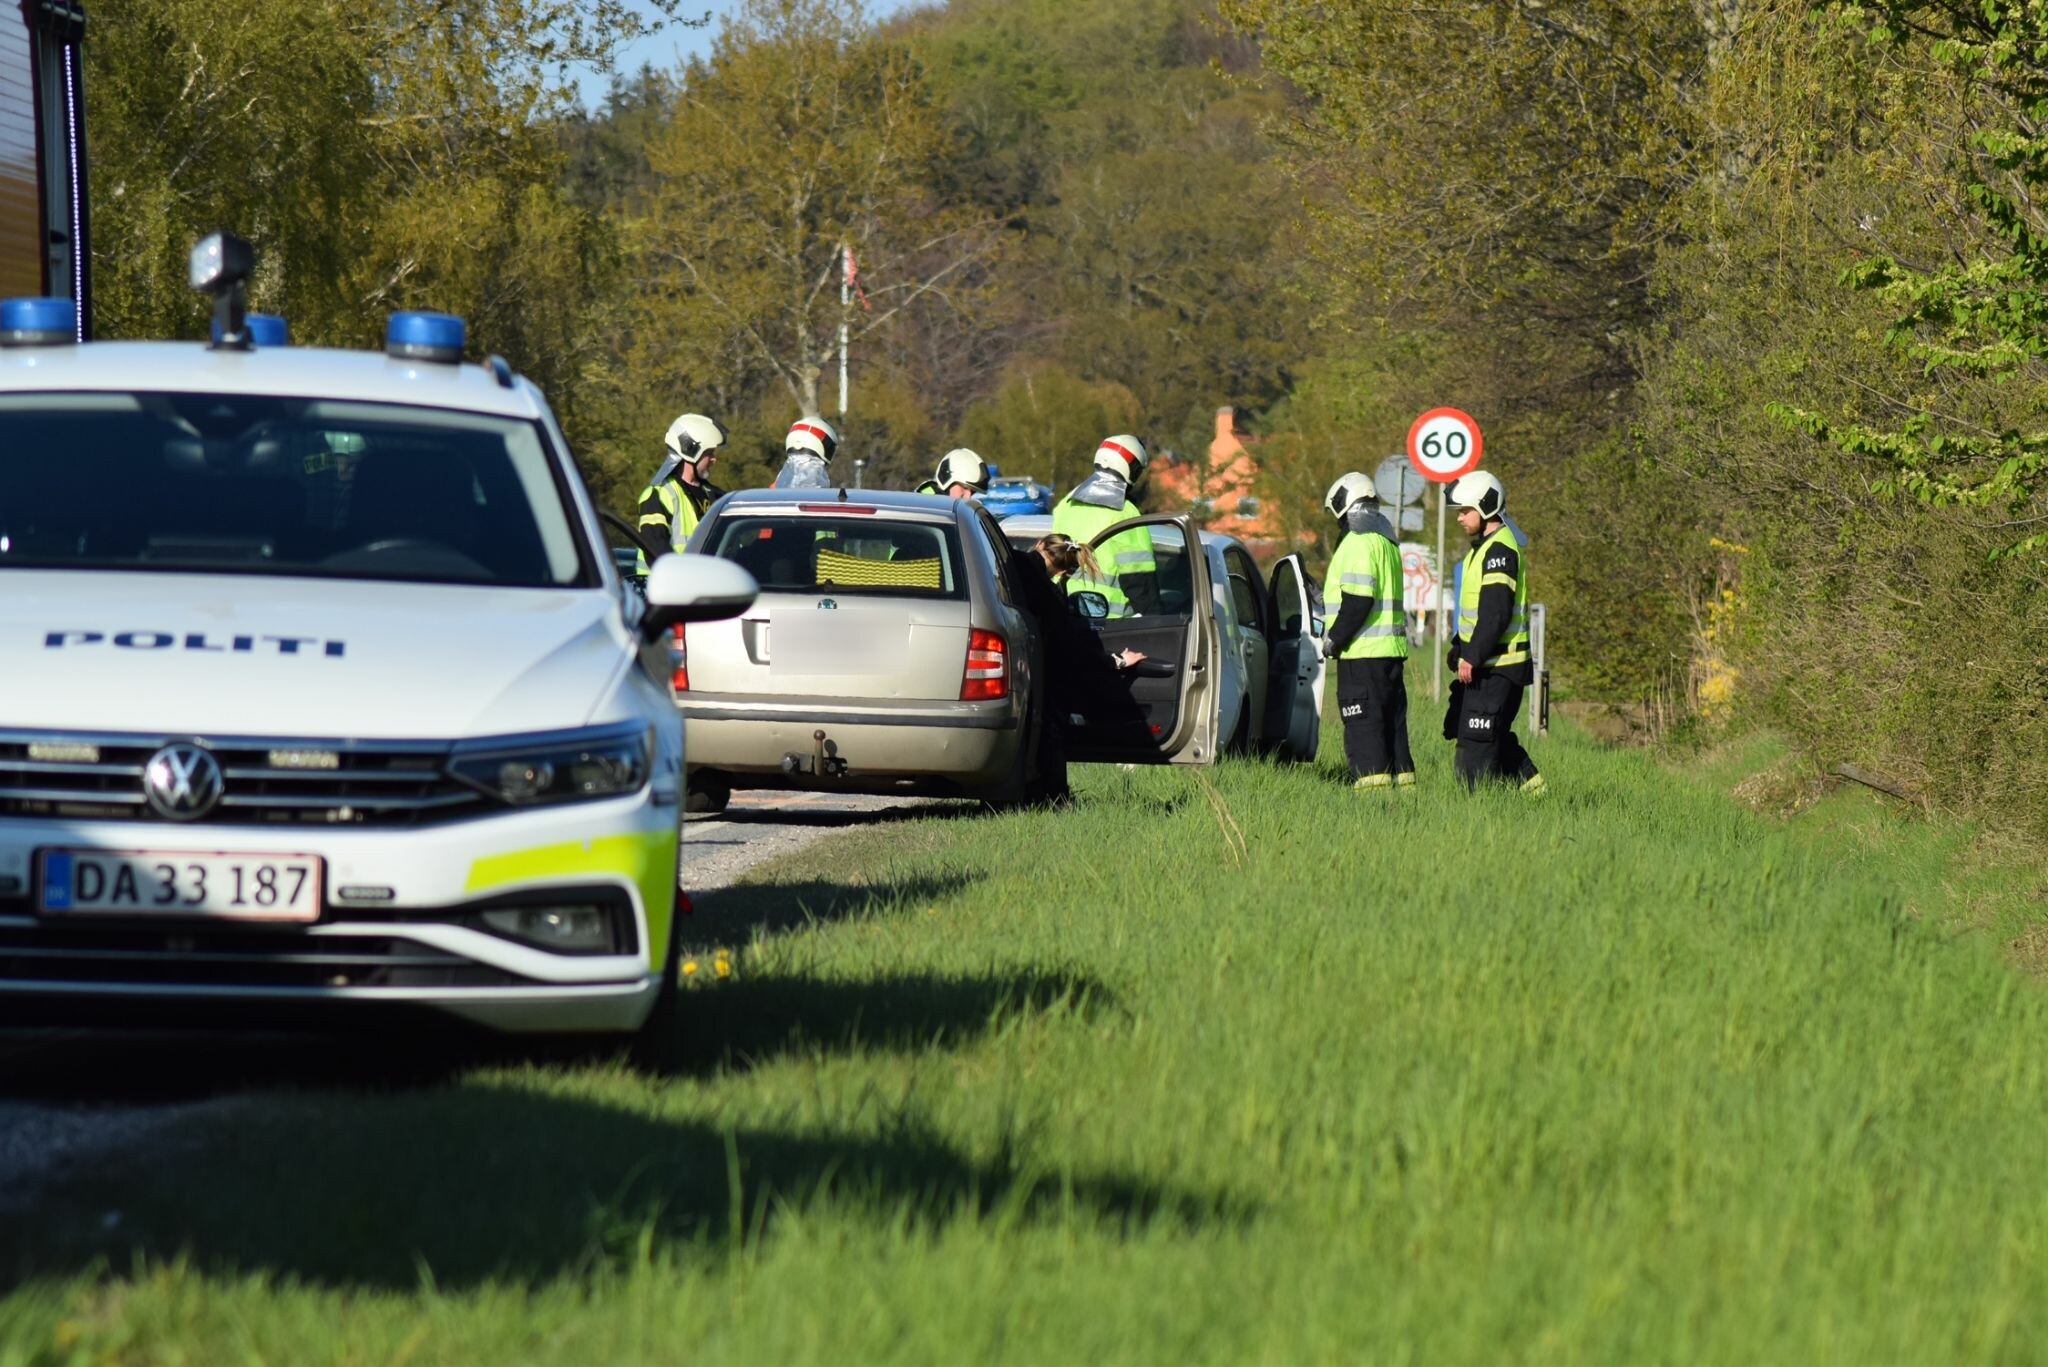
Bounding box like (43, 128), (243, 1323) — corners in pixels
(190, 231), (256, 351)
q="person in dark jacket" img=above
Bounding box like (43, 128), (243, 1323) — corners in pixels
(1009, 534), (1150, 803)
(1445, 471), (1544, 795)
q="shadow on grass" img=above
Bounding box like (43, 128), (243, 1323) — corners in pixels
(686, 870), (984, 948)
(678, 968), (1114, 1075)
(0, 1062), (1233, 1294)
(0, 965), (1193, 1294)
(697, 799), (988, 830)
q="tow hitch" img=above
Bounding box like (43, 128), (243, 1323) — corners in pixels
(781, 729), (849, 778)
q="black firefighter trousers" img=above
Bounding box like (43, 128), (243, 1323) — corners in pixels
(1337, 657), (1413, 784)
(1451, 672), (1540, 791)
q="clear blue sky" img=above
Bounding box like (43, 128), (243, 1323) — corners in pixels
(573, 1), (919, 110)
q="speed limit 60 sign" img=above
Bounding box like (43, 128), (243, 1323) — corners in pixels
(1406, 407), (1484, 484)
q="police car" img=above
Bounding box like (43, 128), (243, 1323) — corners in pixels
(0, 235), (756, 1050)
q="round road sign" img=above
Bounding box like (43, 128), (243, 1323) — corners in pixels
(1406, 407), (1484, 484)
(1373, 454), (1426, 507)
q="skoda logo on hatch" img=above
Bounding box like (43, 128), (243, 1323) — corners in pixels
(143, 744), (224, 820)
(818, 598), (838, 610)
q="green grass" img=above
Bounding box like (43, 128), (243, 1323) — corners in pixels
(5, 694), (2048, 1365)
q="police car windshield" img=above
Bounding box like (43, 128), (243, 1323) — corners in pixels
(0, 393), (587, 586)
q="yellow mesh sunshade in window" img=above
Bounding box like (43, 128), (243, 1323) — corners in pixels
(815, 545), (942, 589)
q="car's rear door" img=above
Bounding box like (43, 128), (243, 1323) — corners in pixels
(1066, 515), (1220, 765)
(1263, 554), (1324, 761)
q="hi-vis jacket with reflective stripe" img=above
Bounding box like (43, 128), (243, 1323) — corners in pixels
(1052, 492), (1156, 616)
(635, 476), (720, 574)
(1456, 524), (1530, 675)
(1323, 529), (1408, 660)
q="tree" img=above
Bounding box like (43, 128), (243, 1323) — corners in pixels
(1773, 0), (2048, 557)
(1216, 0), (1722, 697)
(957, 362), (1141, 494)
(1217, 0), (1711, 390)
(86, 0), (686, 425)
(1033, 139), (1299, 437)
(630, 0), (998, 421)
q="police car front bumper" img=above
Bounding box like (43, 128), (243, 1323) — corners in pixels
(0, 796), (680, 1035)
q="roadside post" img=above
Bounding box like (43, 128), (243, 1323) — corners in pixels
(1405, 407), (1484, 701)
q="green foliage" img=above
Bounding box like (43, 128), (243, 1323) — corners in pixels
(636, 0), (981, 415)
(1637, 0), (2048, 834)
(9, 725), (2048, 1358)
(85, 0), (684, 470)
(956, 362), (1142, 495)
(78, 0), (2048, 839)
(1033, 142), (1298, 440)
(1774, 2), (2048, 558)
(1218, 0), (1715, 699)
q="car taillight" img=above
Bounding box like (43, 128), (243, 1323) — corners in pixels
(671, 623), (688, 692)
(961, 628), (1007, 701)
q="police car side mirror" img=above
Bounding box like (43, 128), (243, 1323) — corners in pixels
(640, 552), (757, 640)
(1071, 591), (1111, 621)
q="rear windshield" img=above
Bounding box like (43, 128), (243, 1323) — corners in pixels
(0, 392), (588, 586)
(707, 514), (965, 600)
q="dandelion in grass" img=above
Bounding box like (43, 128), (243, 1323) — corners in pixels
(682, 959), (699, 979)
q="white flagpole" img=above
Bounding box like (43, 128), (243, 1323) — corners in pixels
(838, 244), (851, 420)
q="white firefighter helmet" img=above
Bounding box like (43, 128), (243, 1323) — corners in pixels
(1323, 471), (1378, 520)
(664, 412), (728, 466)
(1447, 469), (1506, 519)
(1092, 434), (1149, 480)
(935, 447), (990, 494)
(785, 415), (841, 463)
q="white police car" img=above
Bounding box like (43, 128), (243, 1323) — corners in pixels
(0, 235), (756, 1050)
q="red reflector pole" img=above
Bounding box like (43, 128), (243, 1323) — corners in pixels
(961, 628), (1008, 701)
(671, 623), (689, 692)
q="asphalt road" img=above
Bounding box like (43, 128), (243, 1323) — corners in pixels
(683, 788), (935, 894)
(0, 789), (941, 1213)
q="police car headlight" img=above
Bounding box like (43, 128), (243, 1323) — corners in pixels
(448, 724), (651, 805)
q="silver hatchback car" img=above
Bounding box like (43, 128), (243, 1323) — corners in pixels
(676, 490), (1235, 807)
(674, 490), (1049, 806)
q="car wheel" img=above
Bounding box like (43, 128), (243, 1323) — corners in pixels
(685, 774), (731, 814)
(1224, 705), (1252, 756)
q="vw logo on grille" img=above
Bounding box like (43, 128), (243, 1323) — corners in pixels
(143, 744), (224, 820)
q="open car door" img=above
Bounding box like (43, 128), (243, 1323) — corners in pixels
(1064, 514), (1220, 765)
(1262, 554), (1324, 761)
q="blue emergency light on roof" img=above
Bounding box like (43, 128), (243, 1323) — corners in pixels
(1, 297), (78, 347)
(387, 311), (465, 364)
(210, 313), (289, 347)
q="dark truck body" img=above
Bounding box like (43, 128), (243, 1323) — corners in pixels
(1, 1), (86, 328)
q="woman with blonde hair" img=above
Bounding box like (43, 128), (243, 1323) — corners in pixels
(1033, 532), (1100, 585)
(1034, 533), (1146, 672)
